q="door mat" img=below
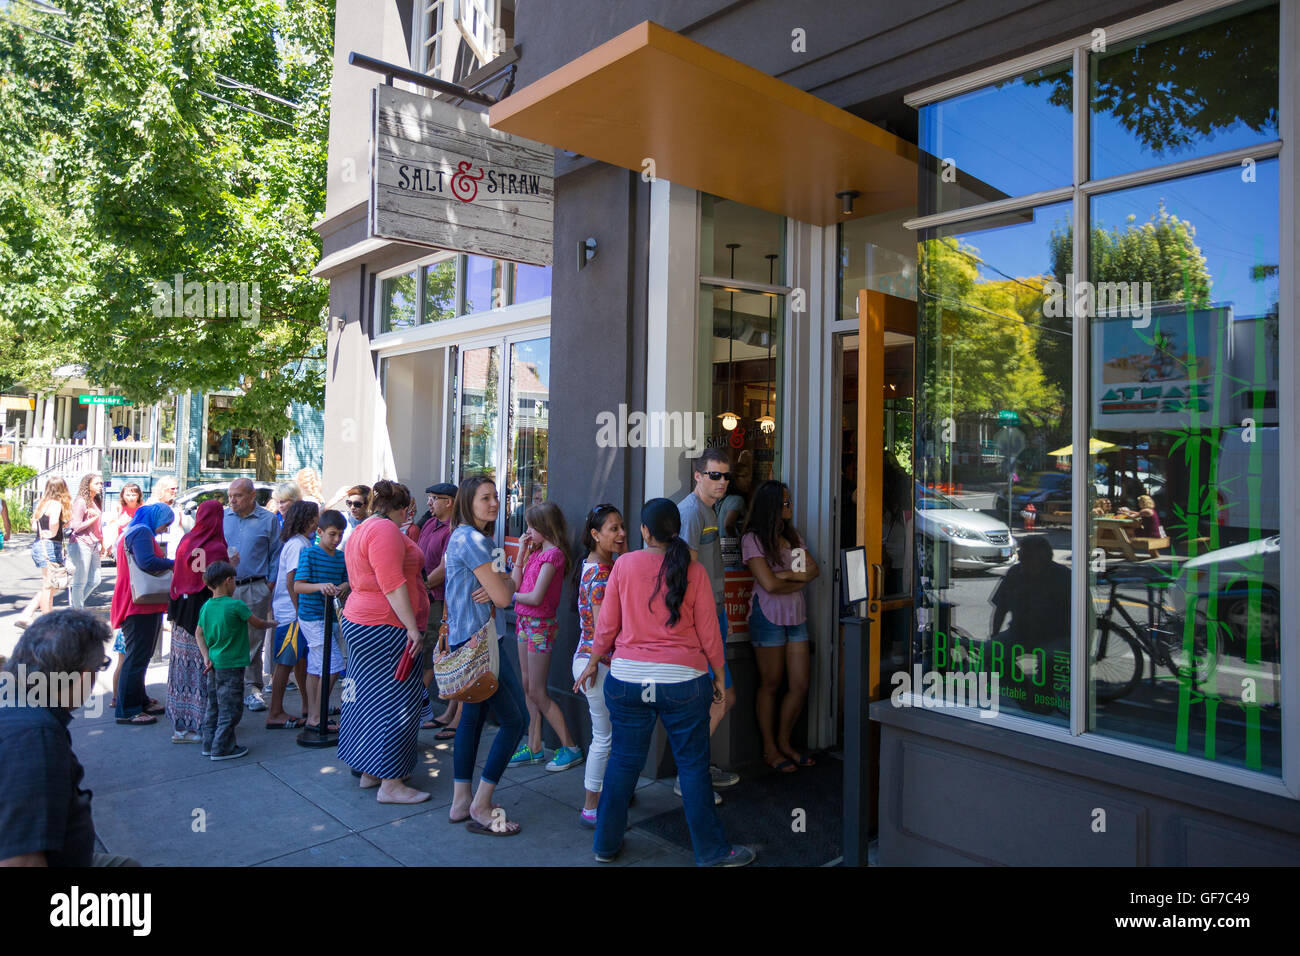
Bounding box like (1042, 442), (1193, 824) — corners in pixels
(631, 757), (842, 866)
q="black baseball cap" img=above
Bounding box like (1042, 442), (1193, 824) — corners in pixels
(426, 482), (458, 496)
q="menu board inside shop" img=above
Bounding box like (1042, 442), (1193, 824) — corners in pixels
(371, 85), (554, 266)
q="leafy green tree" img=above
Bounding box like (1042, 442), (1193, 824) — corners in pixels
(0, 0), (334, 480)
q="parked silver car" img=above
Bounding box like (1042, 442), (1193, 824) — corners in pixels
(916, 484), (1018, 571)
(175, 481), (276, 532)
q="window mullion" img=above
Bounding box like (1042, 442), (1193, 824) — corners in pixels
(1071, 43), (1089, 739)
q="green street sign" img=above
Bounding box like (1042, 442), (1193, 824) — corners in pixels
(997, 409), (1019, 423)
(78, 395), (128, 406)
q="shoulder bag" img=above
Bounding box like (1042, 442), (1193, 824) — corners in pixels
(432, 612), (499, 703)
(126, 544), (173, 604)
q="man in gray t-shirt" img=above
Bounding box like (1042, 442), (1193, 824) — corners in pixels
(676, 447), (740, 791)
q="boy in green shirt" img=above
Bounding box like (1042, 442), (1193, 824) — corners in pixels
(197, 561), (276, 760)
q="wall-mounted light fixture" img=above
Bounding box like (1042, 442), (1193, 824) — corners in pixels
(836, 190), (861, 216)
(577, 237), (597, 270)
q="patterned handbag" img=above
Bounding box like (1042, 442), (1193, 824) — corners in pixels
(433, 613), (499, 703)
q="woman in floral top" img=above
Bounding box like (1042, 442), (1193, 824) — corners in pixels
(571, 504), (627, 828)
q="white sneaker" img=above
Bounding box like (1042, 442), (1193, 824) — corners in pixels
(673, 777), (722, 805)
(709, 764), (740, 788)
(171, 730), (201, 744)
(244, 693), (267, 712)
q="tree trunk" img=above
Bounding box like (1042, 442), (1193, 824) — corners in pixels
(254, 433), (278, 483)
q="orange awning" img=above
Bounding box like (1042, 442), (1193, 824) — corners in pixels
(489, 21), (917, 227)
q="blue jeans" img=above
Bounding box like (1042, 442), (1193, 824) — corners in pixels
(116, 612), (161, 719)
(452, 637), (528, 786)
(595, 674), (732, 865)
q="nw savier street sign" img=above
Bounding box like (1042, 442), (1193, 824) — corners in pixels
(371, 85), (554, 266)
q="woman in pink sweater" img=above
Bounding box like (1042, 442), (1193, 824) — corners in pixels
(575, 497), (754, 867)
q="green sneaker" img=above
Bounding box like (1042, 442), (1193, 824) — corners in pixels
(508, 743), (545, 766)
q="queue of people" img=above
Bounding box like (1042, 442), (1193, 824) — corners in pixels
(5, 448), (832, 866)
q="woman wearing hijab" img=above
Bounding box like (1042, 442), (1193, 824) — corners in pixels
(110, 503), (176, 725)
(166, 499), (229, 743)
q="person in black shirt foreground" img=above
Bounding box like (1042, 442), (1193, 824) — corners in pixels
(0, 610), (140, 866)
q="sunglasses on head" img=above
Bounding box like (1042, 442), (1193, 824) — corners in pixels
(702, 471), (731, 482)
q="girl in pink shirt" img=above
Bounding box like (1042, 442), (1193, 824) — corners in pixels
(509, 501), (582, 771)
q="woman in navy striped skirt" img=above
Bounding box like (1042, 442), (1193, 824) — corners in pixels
(337, 481), (432, 804)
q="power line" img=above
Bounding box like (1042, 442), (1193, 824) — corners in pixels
(196, 89), (297, 128)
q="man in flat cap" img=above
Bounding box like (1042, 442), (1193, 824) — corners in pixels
(417, 483), (458, 732)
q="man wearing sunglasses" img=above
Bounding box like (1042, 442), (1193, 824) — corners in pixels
(340, 485), (371, 550)
(676, 447), (741, 800)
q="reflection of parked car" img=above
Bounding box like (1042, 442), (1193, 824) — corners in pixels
(176, 482), (276, 532)
(916, 484), (1018, 571)
(1171, 535), (1281, 648)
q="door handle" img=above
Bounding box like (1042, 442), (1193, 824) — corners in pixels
(870, 563), (884, 605)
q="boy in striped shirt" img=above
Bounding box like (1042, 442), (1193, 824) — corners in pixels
(295, 510), (350, 732)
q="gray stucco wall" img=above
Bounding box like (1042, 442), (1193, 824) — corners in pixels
(872, 705), (1300, 865)
(513, 0), (1169, 134)
(540, 161), (651, 753)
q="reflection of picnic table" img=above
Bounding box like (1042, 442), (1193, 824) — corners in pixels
(1037, 503), (1071, 527)
(1092, 516), (1170, 561)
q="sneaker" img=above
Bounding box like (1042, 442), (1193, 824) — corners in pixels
(171, 730), (201, 744)
(594, 843), (622, 863)
(709, 764), (740, 788)
(674, 777), (722, 805)
(201, 744), (214, 756)
(709, 845), (756, 867)
(546, 746), (584, 772)
(578, 808), (597, 830)
(507, 743), (545, 767)
(244, 693), (267, 713)
(211, 745), (249, 761)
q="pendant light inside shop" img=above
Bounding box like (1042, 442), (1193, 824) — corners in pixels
(758, 252), (778, 434)
(718, 242), (741, 432)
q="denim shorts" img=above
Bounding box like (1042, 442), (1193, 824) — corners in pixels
(31, 539), (63, 568)
(747, 600), (809, 648)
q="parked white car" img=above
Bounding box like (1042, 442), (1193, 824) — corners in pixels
(915, 484), (1018, 571)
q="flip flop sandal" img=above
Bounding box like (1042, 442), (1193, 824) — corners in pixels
(466, 818), (520, 837)
(304, 722), (339, 733)
(435, 727), (457, 740)
(767, 758), (797, 774)
(794, 754), (816, 767)
(449, 802), (500, 824)
(266, 718), (306, 729)
(115, 713), (157, 725)
(143, 705), (166, 716)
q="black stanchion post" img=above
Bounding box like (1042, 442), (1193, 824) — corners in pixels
(842, 613), (872, 866)
(297, 594), (338, 748)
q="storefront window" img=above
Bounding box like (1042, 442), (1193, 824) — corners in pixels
(456, 346), (500, 481)
(423, 258), (457, 323)
(1088, 0), (1278, 180)
(379, 271), (418, 333)
(504, 337), (550, 538)
(462, 255), (507, 315)
(1087, 161), (1281, 774)
(918, 61), (1072, 216)
(916, 201), (1074, 724)
(699, 195), (785, 285)
(839, 217), (919, 320)
(205, 395), (283, 471)
(511, 263), (551, 303)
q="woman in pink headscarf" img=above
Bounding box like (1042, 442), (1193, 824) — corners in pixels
(166, 499), (230, 744)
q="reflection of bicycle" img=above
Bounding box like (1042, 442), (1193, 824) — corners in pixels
(1091, 570), (1213, 701)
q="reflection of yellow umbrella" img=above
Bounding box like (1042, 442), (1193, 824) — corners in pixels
(1048, 438), (1117, 457)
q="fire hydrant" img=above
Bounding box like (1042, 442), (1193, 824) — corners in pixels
(1021, 503), (1037, 530)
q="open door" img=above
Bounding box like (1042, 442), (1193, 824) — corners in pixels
(843, 288), (915, 863)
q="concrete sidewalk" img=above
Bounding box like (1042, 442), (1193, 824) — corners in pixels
(1, 540), (695, 867)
